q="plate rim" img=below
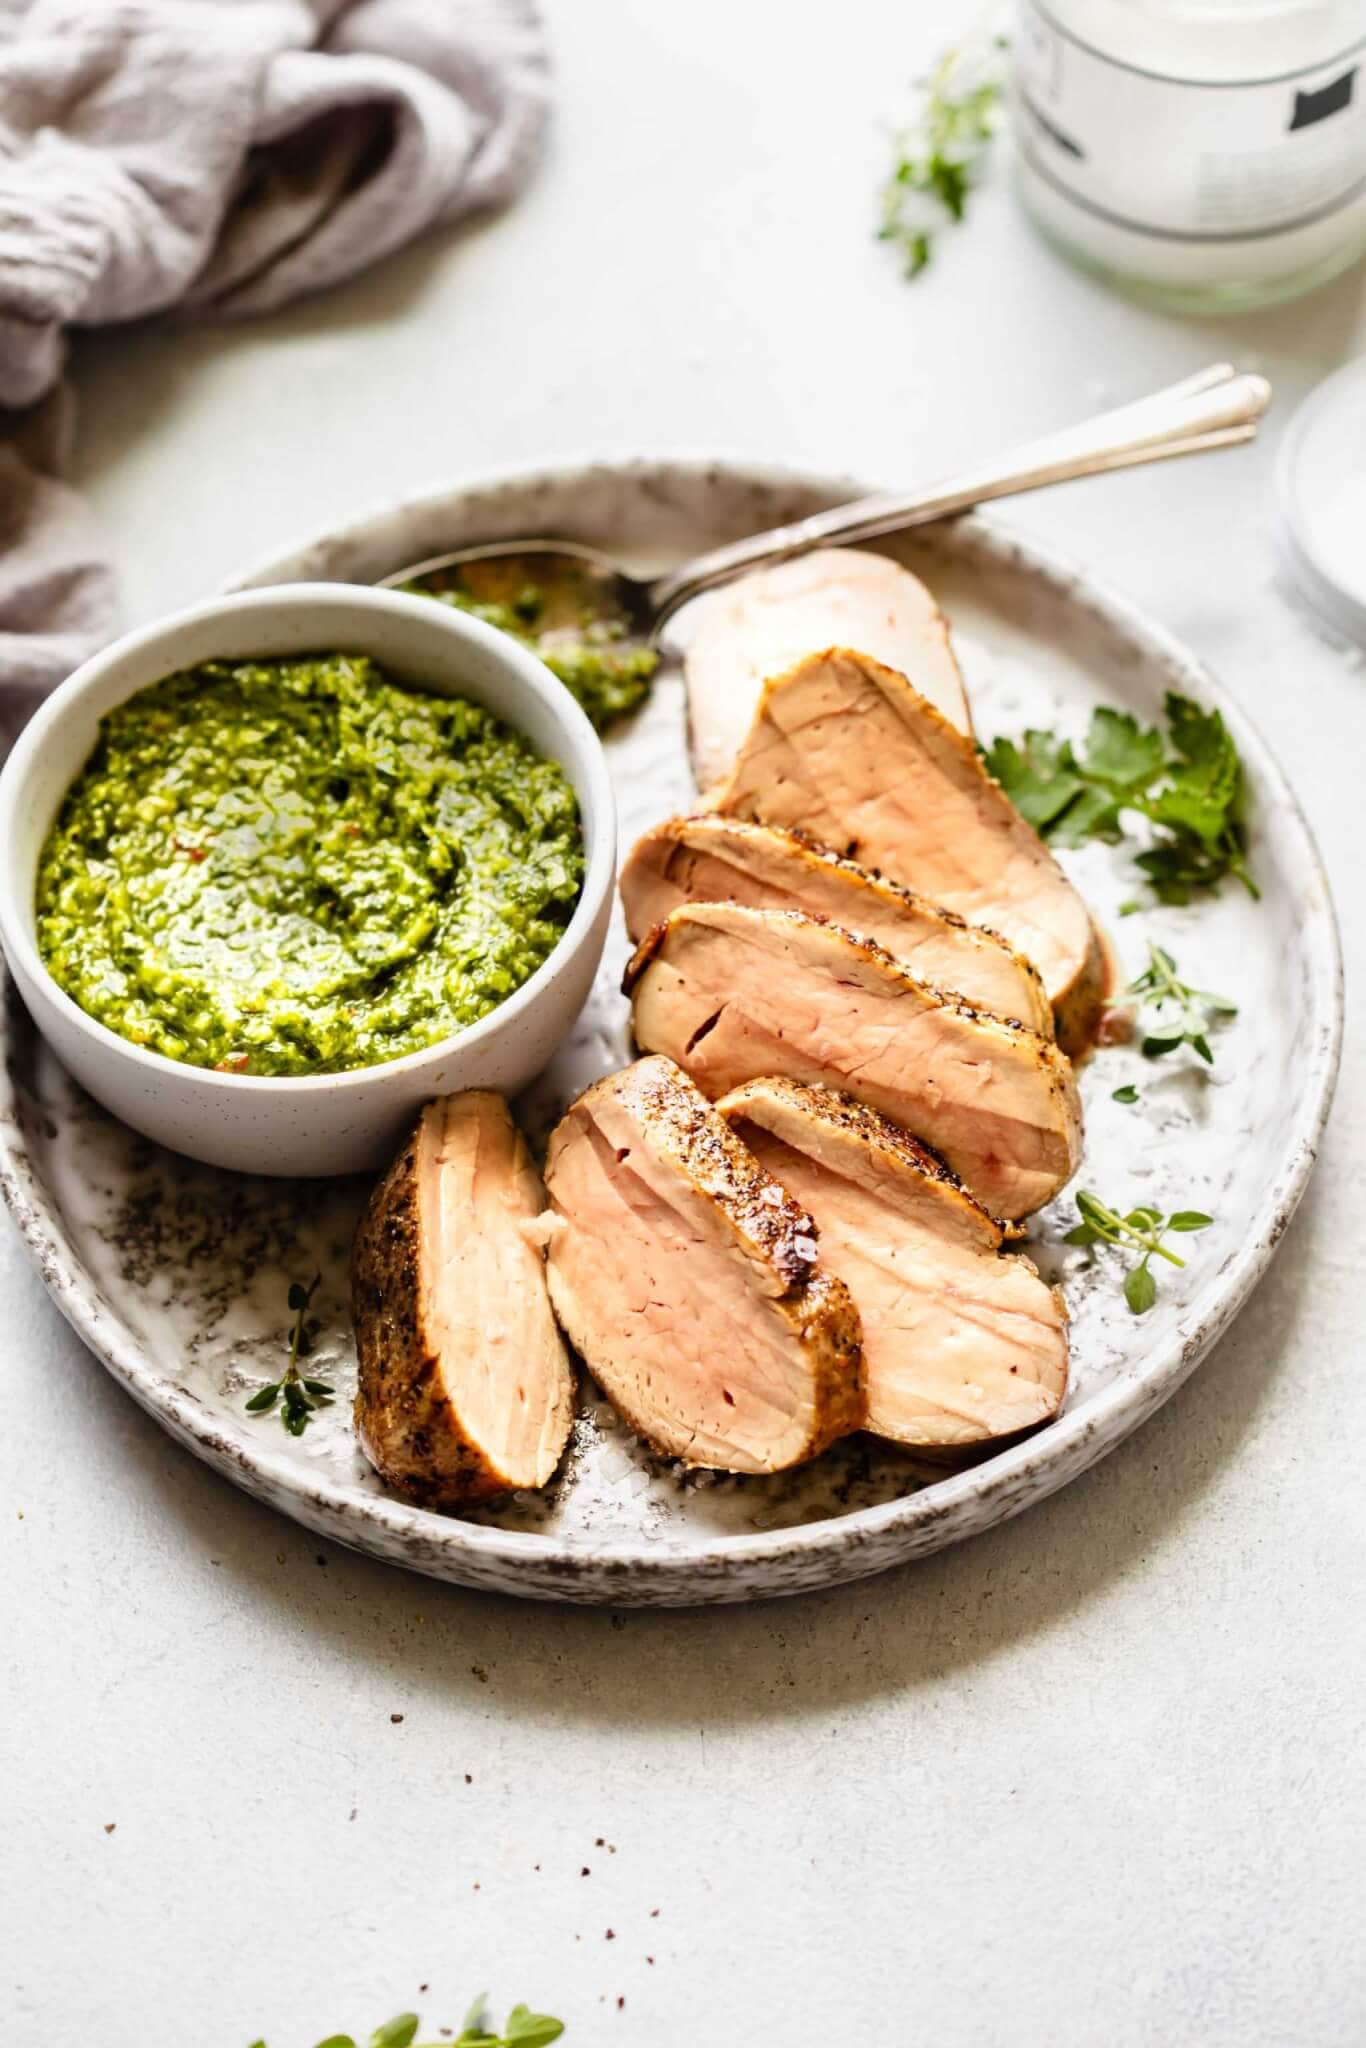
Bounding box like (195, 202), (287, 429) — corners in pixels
(0, 451), (1345, 1597)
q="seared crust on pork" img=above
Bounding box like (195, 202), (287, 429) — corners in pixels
(714, 646), (1106, 1053)
(352, 1092), (573, 1509)
(626, 901), (1082, 1221)
(543, 1056), (864, 1473)
(619, 812), (1051, 1035)
(719, 1078), (1069, 1449)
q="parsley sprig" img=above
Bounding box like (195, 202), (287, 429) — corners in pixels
(1064, 1191), (1212, 1315)
(249, 1997), (564, 2048)
(982, 692), (1258, 905)
(1128, 943), (1236, 1064)
(878, 32), (1007, 277)
(244, 1274), (334, 1436)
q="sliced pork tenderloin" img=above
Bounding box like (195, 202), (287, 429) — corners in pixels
(714, 646), (1106, 1052)
(352, 1091), (574, 1508)
(683, 546), (970, 791)
(625, 902), (1082, 1221)
(719, 1078), (1068, 1449)
(620, 812), (1051, 1035)
(542, 1055), (863, 1473)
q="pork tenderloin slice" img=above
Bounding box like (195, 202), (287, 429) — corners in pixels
(542, 1055), (863, 1473)
(683, 546), (970, 792)
(619, 812), (1051, 1035)
(718, 1078), (1068, 1448)
(626, 902), (1082, 1221)
(713, 645), (1106, 1053)
(352, 1091), (573, 1508)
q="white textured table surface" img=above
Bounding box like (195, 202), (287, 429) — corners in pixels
(5, 5), (1365, 2043)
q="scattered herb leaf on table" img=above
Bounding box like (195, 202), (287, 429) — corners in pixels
(246, 1997), (565, 2048)
(878, 31), (1008, 278)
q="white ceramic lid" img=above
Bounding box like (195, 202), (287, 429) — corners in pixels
(1276, 357), (1366, 645)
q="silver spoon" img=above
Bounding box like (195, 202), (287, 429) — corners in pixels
(382, 362), (1270, 645)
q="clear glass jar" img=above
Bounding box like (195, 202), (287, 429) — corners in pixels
(1011, 0), (1366, 312)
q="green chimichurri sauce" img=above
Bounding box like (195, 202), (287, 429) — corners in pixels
(400, 560), (658, 731)
(35, 655), (585, 1078)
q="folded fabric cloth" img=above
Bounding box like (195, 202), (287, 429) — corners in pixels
(0, 392), (117, 750)
(0, 0), (548, 716)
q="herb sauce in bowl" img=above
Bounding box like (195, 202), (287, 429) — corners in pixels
(35, 653), (585, 1078)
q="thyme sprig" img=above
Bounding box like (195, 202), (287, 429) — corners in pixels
(249, 2001), (564, 2048)
(244, 1274), (334, 1435)
(1065, 1191), (1212, 1315)
(1128, 944), (1237, 1065)
(877, 32), (1008, 278)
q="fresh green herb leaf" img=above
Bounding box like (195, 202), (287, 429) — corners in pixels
(1128, 943), (1236, 1067)
(1123, 1263), (1157, 1315)
(1111, 1084), (1139, 1104)
(245, 1274), (330, 1435)
(252, 1999), (565, 2048)
(1048, 782), (1125, 849)
(453, 2000), (565, 2048)
(369, 2019), (420, 2048)
(980, 730), (1085, 832)
(502, 2011), (566, 2048)
(982, 692), (1257, 904)
(1081, 706), (1166, 790)
(1065, 1190), (1212, 1314)
(878, 32), (1007, 278)
(454, 1990), (491, 2039)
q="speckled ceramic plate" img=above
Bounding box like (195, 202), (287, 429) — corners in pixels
(0, 459), (1343, 1605)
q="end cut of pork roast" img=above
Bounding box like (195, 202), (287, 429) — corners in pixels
(352, 1091), (574, 1508)
(718, 1078), (1068, 1449)
(541, 1055), (864, 1473)
(712, 646), (1106, 1053)
(683, 546), (971, 792)
(625, 902), (1082, 1222)
(619, 812), (1051, 1035)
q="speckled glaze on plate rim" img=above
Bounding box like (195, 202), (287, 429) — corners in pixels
(0, 455), (1344, 1605)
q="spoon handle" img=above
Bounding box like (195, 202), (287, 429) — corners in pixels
(647, 363), (1272, 625)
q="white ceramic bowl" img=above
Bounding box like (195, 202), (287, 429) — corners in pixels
(0, 583), (617, 1177)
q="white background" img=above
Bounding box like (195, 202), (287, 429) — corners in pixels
(5, 4), (1365, 2043)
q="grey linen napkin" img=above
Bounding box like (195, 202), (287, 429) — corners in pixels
(0, 0), (548, 720)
